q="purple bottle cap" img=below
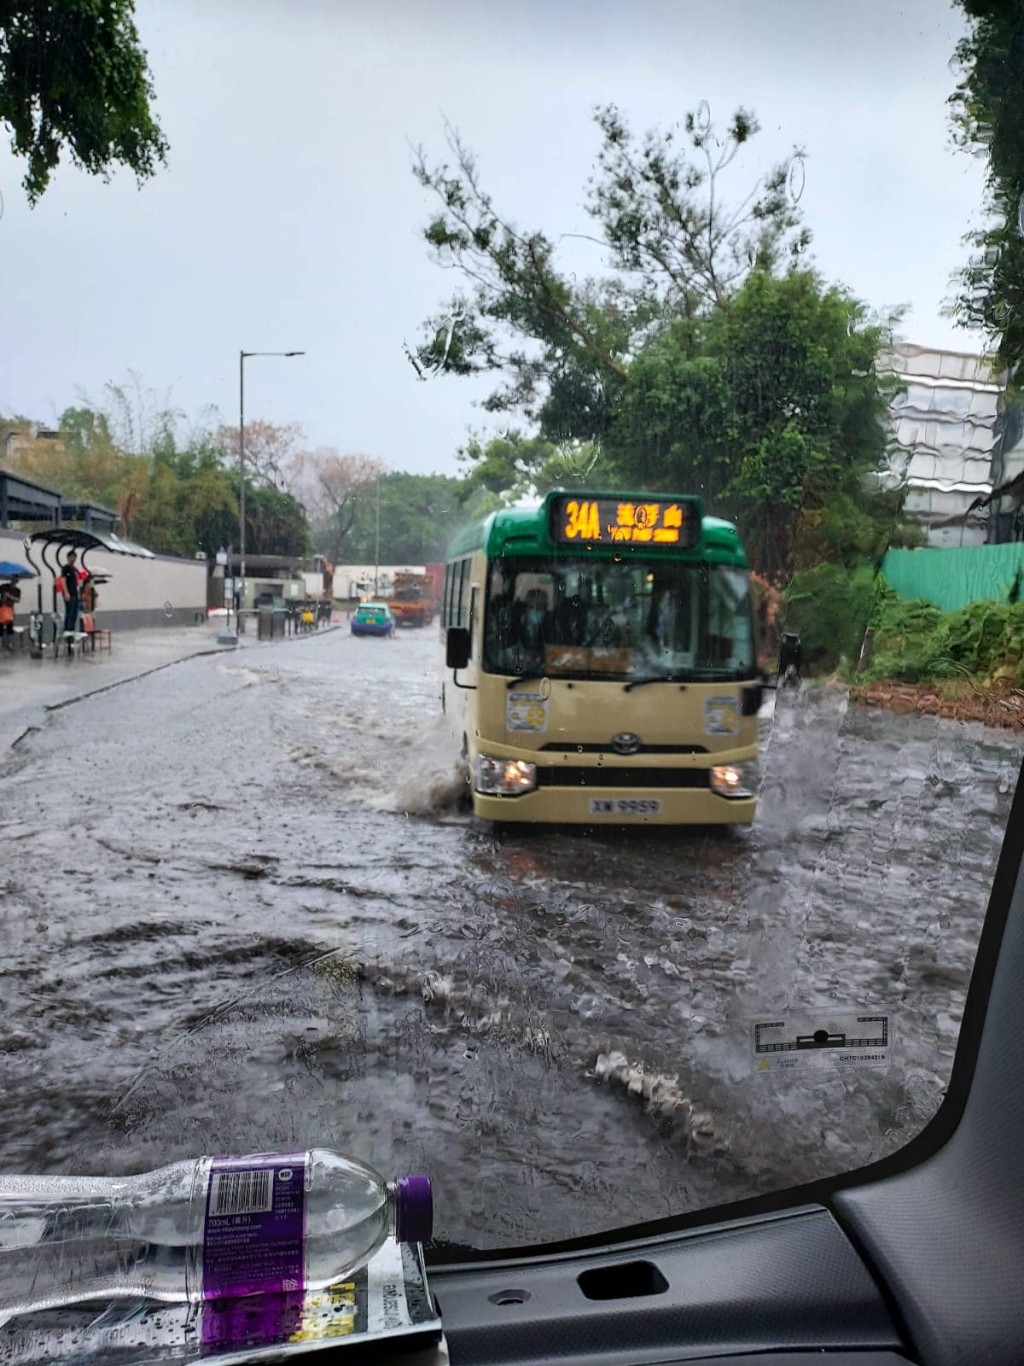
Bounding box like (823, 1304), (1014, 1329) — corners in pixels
(395, 1175), (433, 1244)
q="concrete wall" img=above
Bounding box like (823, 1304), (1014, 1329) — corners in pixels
(1, 529), (208, 630)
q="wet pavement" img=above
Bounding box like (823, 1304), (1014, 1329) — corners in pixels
(0, 622), (235, 754)
(0, 627), (1020, 1251)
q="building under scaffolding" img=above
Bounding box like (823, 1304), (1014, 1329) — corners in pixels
(883, 344), (1003, 548)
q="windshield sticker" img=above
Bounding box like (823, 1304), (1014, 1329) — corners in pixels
(704, 696), (740, 734)
(752, 1013), (894, 1073)
(507, 691), (548, 732)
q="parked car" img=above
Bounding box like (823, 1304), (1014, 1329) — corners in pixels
(351, 602), (395, 637)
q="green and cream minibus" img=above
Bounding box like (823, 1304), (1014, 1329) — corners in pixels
(442, 490), (763, 825)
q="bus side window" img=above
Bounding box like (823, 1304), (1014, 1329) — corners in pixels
(469, 585), (478, 659)
(458, 557), (472, 625)
(447, 559), (466, 629)
(443, 562), (455, 629)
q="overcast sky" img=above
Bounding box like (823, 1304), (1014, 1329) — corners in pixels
(0, 0), (989, 476)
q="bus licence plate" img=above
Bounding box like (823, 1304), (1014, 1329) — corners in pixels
(588, 798), (662, 816)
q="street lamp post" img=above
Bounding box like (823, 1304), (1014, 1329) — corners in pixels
(238, 349), (304, 634)
(374, 472), (380, 597)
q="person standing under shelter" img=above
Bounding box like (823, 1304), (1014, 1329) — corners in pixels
(56, 551), (88, 637)
(0, 583), (16, 648)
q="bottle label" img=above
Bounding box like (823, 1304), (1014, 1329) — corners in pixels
(202, 1152), (307, 1300)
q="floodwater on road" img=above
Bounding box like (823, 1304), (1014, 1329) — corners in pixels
(0, 627), (1019, 1250)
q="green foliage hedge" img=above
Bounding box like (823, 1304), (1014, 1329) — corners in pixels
(783, 568), (1024, 683)
(864, 586), (1024, 686)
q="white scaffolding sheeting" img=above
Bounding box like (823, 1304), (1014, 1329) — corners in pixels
(882, 344), (1004, 547)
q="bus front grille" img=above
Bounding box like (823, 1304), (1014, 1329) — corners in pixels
(535, 768), (710, 789)
(539, 743), (708, 755)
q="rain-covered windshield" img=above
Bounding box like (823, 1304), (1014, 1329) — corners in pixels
(484, 559), (754, 681)
(1, 2), (1024, 1332)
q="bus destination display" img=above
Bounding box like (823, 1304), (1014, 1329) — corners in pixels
(551, 496), (699, 548)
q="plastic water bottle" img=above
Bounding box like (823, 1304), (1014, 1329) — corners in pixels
(0, 1150), (432, 1316)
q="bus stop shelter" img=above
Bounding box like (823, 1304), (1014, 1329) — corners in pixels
(23, 528), (154, 655)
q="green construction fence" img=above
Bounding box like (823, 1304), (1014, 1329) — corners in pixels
(880, 542), (1024, 612)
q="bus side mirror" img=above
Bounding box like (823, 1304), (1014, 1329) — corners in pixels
(446, 627), (470, 671)
(741, 681), (764, 715)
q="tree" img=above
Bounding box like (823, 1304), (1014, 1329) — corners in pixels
(949, 1), (1024, 381)
(57, 375), (190, 544)
(211, 420), (313, 556)
(5, 377), (315, 559)
(54, 404), (145, 525)
(410, 104), (808, 427)
(605, 270), (901, 578)
(183, 467), (237, 559)
(586, 103), (810, 316)
(213, 420), (305, 491)
(100, 370), (183, 458)
(414, 104), (913, 580)
(342, 472), (468, 563)
(454, 430), (612, 508)
(292, 450), (386, 563)
(241, 480), (311, 558)
(0, 0), (168, 203)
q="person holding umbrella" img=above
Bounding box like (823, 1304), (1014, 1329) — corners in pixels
(0, 561), (31, 650)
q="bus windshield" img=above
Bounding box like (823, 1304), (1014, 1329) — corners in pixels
(483, 557), (755, 682)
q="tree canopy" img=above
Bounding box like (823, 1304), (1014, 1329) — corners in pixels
(0, 0), (168, 203)
(342, 472), (472, 564)
(607, 271), (899, 574)
(290, 450), (386, 565)
(453, 431), (610, 510)
(411, 105), (808, 430)
(412, 103), (905, 579)
(4, 378), (311, 560)
(948, 2), (1024, 384)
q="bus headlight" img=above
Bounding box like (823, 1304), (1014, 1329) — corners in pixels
(476, 755), (538, 796)
(710, 761), (759, 799)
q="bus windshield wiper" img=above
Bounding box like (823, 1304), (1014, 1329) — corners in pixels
(625, 667), (748, 690)
(623, 674), (682, 691)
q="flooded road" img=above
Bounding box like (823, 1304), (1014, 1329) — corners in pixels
(0, 628), (1019, 1251)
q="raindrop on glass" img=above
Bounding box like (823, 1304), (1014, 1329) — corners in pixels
(787, 155), (806, 205)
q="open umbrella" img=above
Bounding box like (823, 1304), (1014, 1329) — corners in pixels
(0, 560), (35, 579)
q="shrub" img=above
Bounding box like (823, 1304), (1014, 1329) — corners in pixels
(783, 563), (881, 673)
(865, 586), (1024, 686)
